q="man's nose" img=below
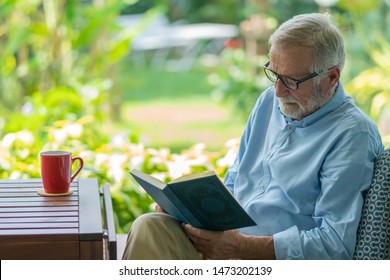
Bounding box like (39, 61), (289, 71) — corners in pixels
(274, 79), (290, 98)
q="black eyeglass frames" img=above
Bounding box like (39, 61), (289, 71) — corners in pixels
(262, 61), (324, 90)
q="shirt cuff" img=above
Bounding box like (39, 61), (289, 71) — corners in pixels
(273, 225), (303, 259)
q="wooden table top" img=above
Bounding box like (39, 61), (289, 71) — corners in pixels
(0, 178), (104, 259)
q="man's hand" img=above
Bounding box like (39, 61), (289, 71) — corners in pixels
(182, 224), (276, 260)
(155, 204), (165, 213)
(182, 224), (244, 259)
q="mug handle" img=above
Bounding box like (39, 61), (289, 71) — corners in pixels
(70, 156), (84, 182)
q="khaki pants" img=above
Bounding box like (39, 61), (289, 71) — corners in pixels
(122, 213), (203, 260)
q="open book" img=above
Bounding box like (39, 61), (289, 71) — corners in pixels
(130, 169), (256, 231)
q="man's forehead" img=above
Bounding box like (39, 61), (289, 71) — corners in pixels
(269, 47), (313, 73)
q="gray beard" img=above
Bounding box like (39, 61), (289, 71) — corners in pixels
(278, 84), (330, 120)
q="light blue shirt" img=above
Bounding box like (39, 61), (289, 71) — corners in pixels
(224, 83), (384, 259)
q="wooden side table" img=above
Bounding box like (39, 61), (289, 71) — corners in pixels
(0, 178), (111, 260)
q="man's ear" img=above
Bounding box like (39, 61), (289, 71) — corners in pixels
(328, 66), (341, 87)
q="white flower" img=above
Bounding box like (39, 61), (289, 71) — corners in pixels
(128, 143), (145, 156)
(157, 148), (170, 159)
(79, 150), (94, 161)
(102, 79), (113, 90)
(95, 153), (109, 167)
(167, 159), (191, 179)
(111, 133), (129, 147)
(216, 149), (237, 167)
(150, 156), (164, 165)
(217, 138), (239, 167)
(2, 133), (16, 148)
(17, 148), (30, 160)
(80, 85), (99, 100)
(9, 171), (22, 179)
(16, 130), (34, 145)
(52, 128), (67, 143)
(225, 138), (240, 149)
(21, 102), (34, 116)
(188, 155), (213, 169)
(65, 123), (83, 137)
(0, 156), (11, 170)
(107, 154), (127, 184)
(129, 155), (144, 170)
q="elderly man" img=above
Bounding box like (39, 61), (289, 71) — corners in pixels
(122, 12), (384, 260)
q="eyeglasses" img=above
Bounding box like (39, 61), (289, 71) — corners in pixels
(262, 61), (324, 90)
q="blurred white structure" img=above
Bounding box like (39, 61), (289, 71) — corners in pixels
(117, 14), (239, 71)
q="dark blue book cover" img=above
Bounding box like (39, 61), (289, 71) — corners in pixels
(130, 169), (256, 231)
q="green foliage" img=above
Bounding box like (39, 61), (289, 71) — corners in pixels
(0, 0), (142, 125)
(119, 63), (213, 102)
(345, 37), (390, 123)
(337, 0), (381, 14)
(206, 48), (270, 119)
(266, 0), (319, 23)
(337, 1), (390, 144)
(0, 119), (240, 233)
(0, 0), (167, 233)
(0, 0), (242, 233)
(123, 0), (245, 24)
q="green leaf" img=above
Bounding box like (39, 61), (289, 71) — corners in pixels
(370, 91), (390, 122)
(4, 26), (30, 54)
(107, 38), (131, 63)
(0, 0), (17, 19)
(0, 55), (16, 75)
(337, 0), (381, 14)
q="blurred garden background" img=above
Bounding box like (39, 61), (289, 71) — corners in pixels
(1, 0), (390, 233)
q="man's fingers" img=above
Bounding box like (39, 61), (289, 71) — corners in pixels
(182, 223), (216, 242)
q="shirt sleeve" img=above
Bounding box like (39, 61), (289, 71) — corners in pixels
(224, 93), (264, 194)
(273, 131), (380, 259)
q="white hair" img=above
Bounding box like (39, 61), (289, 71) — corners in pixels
(268, 13), (345, 73)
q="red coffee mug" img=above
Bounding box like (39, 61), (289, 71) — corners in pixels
(40, 151), (84, 194)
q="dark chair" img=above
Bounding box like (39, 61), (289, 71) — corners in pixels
(353, 148), (390, 259)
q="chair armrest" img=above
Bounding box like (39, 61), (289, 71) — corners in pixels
(101, 184), (117, 260)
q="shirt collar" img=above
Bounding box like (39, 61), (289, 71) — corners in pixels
(282, 81), (346, 127)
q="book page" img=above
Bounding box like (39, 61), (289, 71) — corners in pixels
(171, 170), (215, 183)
